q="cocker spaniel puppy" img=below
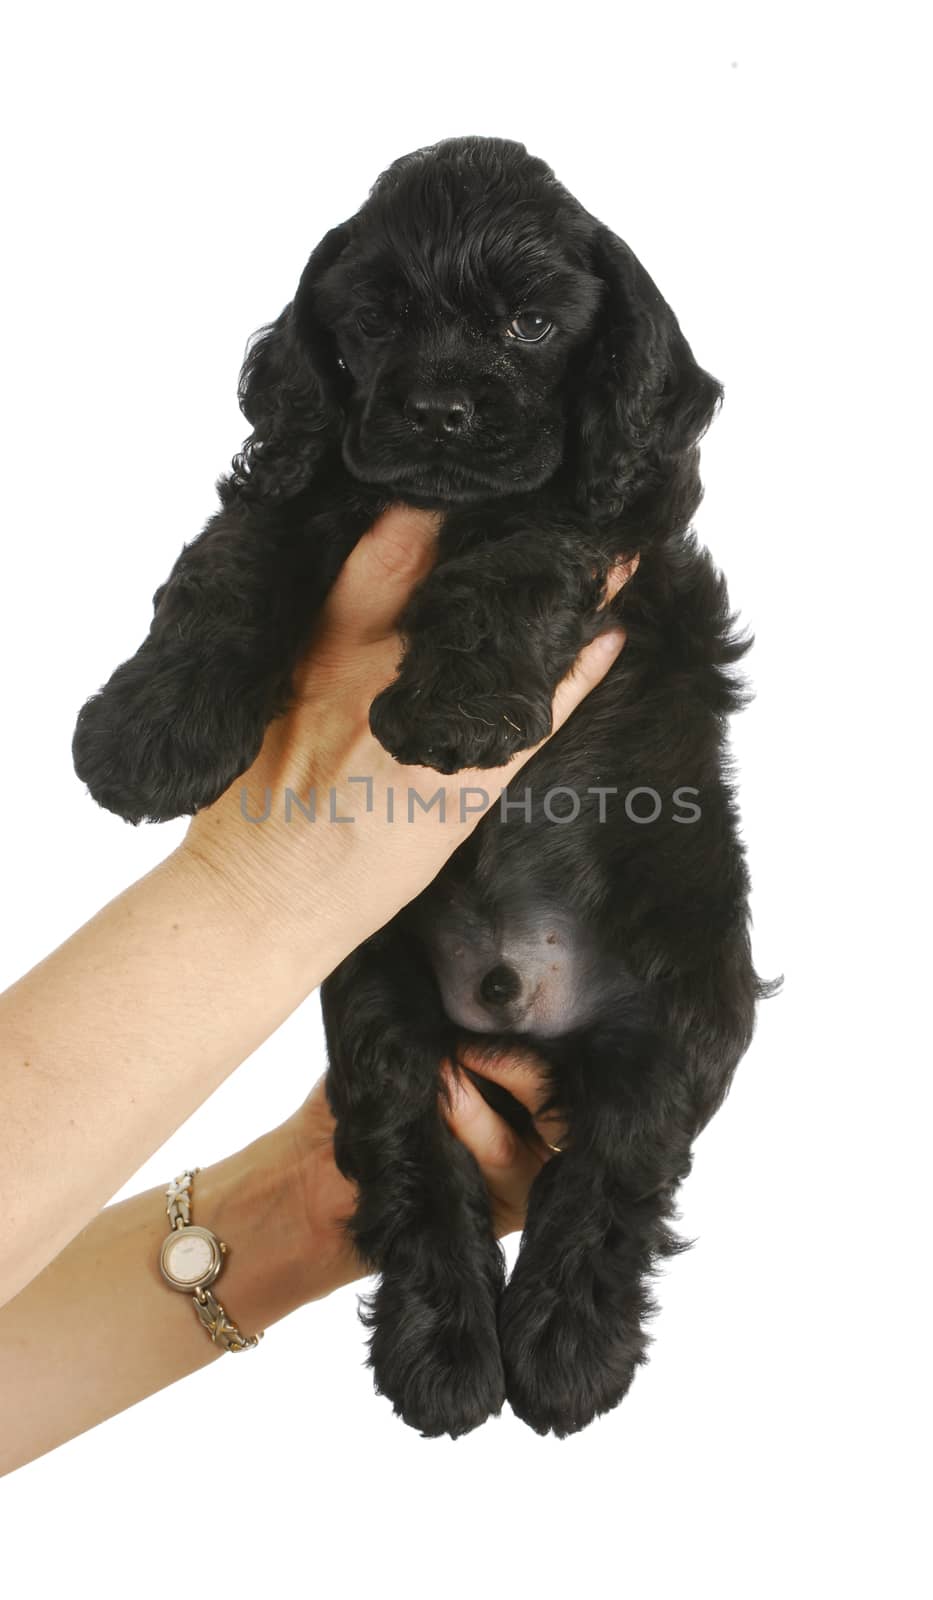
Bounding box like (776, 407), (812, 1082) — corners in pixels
(73, 136), (771, 1437)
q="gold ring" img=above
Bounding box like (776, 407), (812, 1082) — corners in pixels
(544, 1139), (563, 1155)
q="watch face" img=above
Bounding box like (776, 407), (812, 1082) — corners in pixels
(161, 1227), (221, 1289)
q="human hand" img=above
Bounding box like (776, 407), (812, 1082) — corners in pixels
(179, 504), (636, 977)
(284, 1046), (566, 1302)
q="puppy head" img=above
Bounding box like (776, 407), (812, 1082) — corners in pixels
(305, 138), (603, 507)
(231, 137), (721, 522)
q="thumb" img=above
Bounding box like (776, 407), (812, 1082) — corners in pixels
(323, 503), (443, 643)
(548, 626), (627, 735)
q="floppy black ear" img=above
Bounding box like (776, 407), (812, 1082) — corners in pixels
(223, 222), (352, 505)
(574, 223), (723, 527)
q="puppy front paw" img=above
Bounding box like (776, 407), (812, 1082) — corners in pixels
(369, 674), (552, 774)
(72, 645), (270, 824)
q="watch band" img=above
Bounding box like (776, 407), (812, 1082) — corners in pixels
(159, 1169), (263, 1354)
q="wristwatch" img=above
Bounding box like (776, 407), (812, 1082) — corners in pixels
(158, 1170), (263, 1352)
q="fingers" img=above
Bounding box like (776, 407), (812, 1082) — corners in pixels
(549, 625), (627, 732)
(323, 504), (442, 644)
(439, 1064), (547, 1235)
(441, 1064), (523, 1168)
(456, 1044), (568, 1152)
(456, 1042), (548, 1115)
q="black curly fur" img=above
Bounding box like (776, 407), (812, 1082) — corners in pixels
(72, 136), (774, 1436)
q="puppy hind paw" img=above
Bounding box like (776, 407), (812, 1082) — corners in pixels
(365, 1271), (506, 1438)
(373, 1340), (507, 1439)
(499, 1282), (646, 1437)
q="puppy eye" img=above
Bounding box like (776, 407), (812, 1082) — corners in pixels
(356, 307), (393, 337)
(506, 312), (553, 343)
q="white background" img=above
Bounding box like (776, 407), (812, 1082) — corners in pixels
(1, 2), (929, 1595)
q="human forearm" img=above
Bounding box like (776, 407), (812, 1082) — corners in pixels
(0, 1106), (357, 1477)
(0, 843), (350, 1309)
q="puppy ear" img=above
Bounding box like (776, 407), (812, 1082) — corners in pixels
(574, 223), (723, 526)
(223, 222), (351, 505)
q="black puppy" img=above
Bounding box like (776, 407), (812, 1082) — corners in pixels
(73, 136), (771, 1437)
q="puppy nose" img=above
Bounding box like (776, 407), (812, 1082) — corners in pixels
(478, 963), (522, 1008)
(404, 389), (474, 439)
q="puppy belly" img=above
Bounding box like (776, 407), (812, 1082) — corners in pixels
(417, 898), (635, 1039)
